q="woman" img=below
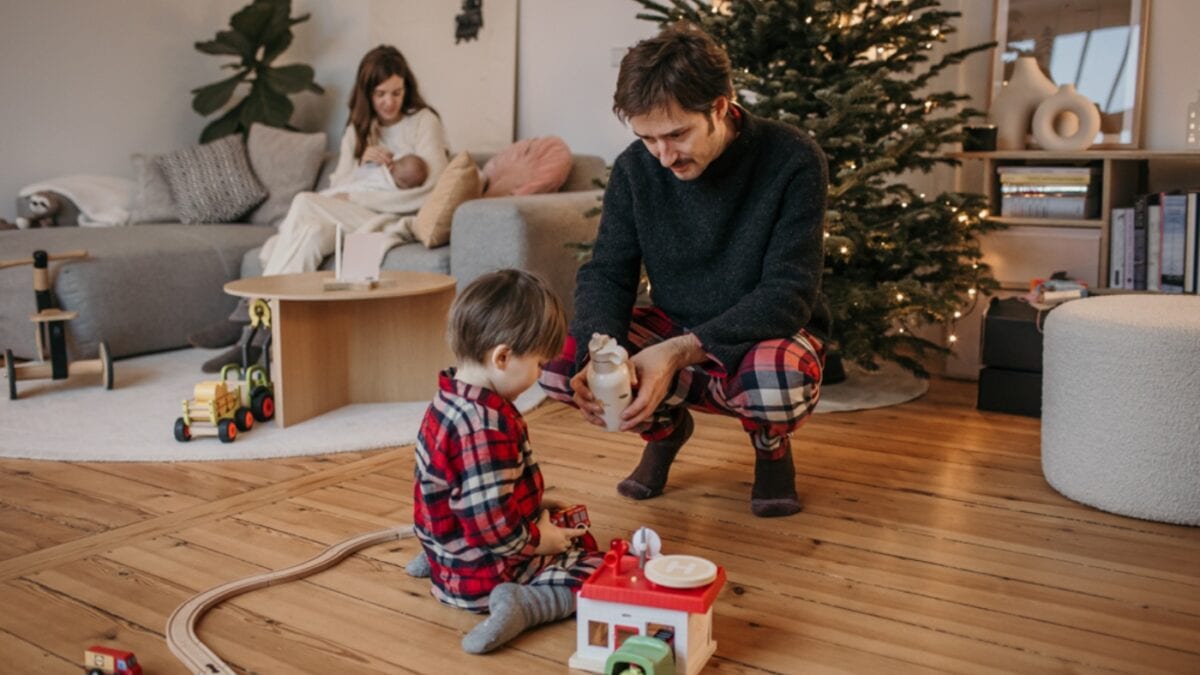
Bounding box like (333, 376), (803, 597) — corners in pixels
(193, 45), (450, 370)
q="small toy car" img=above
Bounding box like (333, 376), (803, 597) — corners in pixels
(83, 645), (142, 675)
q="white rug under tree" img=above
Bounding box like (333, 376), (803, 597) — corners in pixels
(0, 349), (926, 462)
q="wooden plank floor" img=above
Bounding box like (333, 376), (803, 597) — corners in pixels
(1, 378), (1197, 674)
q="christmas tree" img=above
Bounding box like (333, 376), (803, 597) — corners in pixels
(628, 0), (1001, 377)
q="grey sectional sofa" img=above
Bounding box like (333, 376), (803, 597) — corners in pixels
(1, 154), (604, 361)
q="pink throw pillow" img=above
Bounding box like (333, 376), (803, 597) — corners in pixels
(482, 136), (572, 197)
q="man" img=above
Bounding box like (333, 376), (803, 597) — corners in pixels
(539, 22), (830, 517)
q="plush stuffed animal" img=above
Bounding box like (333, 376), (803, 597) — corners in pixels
(16, 191), (62, 228)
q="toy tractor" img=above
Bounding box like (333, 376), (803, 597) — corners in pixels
(2, 249), (113, 399)
(227, 362), (275, 423)
(173, 364), (273, 443)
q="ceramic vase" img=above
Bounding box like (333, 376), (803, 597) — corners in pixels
(1032, 84), (1102, 151)
(990, 56), (1058, 150)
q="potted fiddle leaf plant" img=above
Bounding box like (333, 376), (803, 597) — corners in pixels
(192, 0), (324, 143)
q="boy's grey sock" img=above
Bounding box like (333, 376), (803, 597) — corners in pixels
(405, 551), (431, 578)
(461, 583), (575, 654)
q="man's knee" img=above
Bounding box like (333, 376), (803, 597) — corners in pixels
(736, 339), (823, 422)
(538, 355), (577, 405)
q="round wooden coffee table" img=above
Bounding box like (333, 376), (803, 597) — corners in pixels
(225, 270), (455, 427)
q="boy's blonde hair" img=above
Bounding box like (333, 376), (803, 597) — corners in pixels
(448, 269), (566, 364)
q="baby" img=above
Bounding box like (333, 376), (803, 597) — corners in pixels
(325, 154), (429, 195)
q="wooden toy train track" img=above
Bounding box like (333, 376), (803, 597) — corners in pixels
(166, 525), (415, 674)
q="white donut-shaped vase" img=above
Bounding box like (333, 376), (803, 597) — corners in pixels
(1032, 84), (1101, 151)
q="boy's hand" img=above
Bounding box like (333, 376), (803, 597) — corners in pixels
(532, 509), (577, 555)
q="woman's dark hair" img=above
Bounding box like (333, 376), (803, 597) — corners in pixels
(613, 22), (734, 123)
(348, 45), (435, 159)
(448, 269), (566, 364)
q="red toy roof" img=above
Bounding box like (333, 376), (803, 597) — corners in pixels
(87, 645), (136, 659)
(579, 553), (725, 613)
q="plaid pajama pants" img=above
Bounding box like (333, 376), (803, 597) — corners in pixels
(539, 307), (825, 459)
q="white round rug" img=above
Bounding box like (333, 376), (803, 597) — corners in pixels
(816, 360), (930, 413)
(0, 348), (544, 462)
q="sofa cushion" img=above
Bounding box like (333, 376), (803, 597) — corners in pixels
(158, 135), (267, 224)
(239, 241), (450, 279)
(0, 225), (274, 360)
(412, 151), (482, 248)
(482, 136), (572, 197)
(246, 124), (328, 227)
(128, 153), (178, 223)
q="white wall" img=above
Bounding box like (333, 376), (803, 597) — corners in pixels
(0, 0), (367, 222)
(516, 0), (657, 162)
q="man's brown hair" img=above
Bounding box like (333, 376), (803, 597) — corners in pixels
(613, 22), (734, 123)
(448, 269), (566, 364)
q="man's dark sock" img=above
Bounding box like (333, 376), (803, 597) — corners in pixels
(751, 440), (802, 517)
(617, 408), (693, 500)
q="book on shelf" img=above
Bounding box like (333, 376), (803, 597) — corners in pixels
(1001, 194), (1097, 218)
(996, 165), (1099, 178)
(1132, 197), (1148, 290)
(1109, 207), (1127, 288)
(1120, 206), (1136, 290)
(1161, 194), (1188, 292)
(1123, 191), (1200, 293)
(996, 166), (1099, 219)
(1186, 193), (1198, 293)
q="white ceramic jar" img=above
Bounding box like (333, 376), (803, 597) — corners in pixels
(1032, 84), (1101, 151)
(990, 56), (1058, 150)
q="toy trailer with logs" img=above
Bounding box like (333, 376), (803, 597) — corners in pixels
(174, 364), (273, 443)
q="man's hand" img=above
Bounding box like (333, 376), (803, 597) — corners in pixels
(531, 509), (577, 555)
(569, 368), (608, 428)
(362, 145), (394, 167)
(619, 335), (706, 431)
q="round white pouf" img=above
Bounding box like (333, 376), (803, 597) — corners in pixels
(1042, 295), (1200, 525)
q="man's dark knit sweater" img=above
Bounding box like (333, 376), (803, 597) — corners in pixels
(573, 109), (831, 372)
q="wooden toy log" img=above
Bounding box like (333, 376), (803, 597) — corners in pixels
(0, 249), (88, 270)
(166, 525), (415, 674)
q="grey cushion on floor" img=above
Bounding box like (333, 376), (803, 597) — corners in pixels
(1, 225), (273, 360)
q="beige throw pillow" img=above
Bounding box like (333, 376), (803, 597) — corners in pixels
(412, 151), (482, 248)
(246, 123), (328, 226)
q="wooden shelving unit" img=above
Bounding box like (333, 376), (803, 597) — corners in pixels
(953, 149), (1200, 289)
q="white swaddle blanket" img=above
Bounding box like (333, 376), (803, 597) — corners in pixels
(19, 174), (134, 227)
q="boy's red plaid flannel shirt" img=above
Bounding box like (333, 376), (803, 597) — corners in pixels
(412, 370), (545, 610)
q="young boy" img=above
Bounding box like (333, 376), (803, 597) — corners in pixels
(410, 269), (603, 654)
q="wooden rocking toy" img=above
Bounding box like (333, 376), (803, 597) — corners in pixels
(2, 249), (113, 399)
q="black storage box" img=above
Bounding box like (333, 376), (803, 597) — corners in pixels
(977, 367), (1042, 417)
(980, 297), (1045, 372)
(977, 297), (1049, 417)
